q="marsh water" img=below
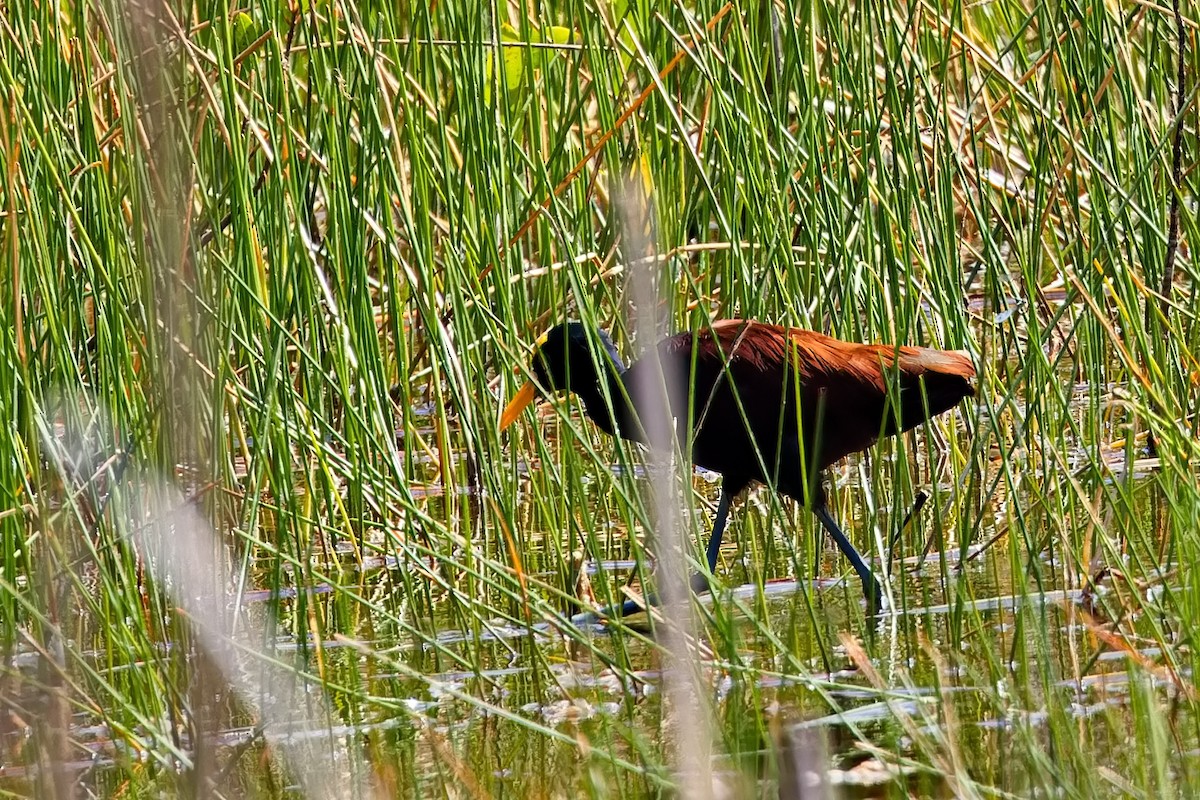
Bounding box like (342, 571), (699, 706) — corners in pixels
(2, 399), (1191, 799)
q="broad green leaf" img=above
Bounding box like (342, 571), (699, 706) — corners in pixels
(532, 25), (575, 66)
(543, 25), (573, 45)
(485, 22), (530, 103)
(233, 12), (258, 54)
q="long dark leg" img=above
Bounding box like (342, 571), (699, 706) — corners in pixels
(707, 490), (733, 571)
(690, 489), (732, 593)
(574, 489), (734, 623)
(814, 505), (886, 614)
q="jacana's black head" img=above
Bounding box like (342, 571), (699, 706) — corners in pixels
(500, 322), (626, 429)
(530, 322), (626, 393)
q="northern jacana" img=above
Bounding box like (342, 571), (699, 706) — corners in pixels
(500, 320), (975, 616)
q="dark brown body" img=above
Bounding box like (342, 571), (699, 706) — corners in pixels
(609, 320), (976, 503)
(504, 318), (976, 616)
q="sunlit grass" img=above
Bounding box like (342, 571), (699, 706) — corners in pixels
(0, 0), (1197, 796)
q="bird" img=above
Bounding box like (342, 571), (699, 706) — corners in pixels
(500, 319), (976, 618)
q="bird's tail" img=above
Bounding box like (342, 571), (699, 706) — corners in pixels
(886, 348), (976, 434)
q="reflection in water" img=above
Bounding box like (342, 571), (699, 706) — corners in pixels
(3, 392), (1187, 798)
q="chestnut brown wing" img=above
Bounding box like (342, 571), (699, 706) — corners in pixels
(626, 321), (974, 487)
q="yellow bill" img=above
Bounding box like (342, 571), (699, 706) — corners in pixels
(500, 380), (538, 430)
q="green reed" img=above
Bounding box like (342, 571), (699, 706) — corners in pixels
(0, 0), (1197, 796)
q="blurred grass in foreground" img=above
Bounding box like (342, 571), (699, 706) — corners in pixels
(0, 0), (1197, 796)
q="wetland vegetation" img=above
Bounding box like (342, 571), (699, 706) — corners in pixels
(1, 0), (1198, 796)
